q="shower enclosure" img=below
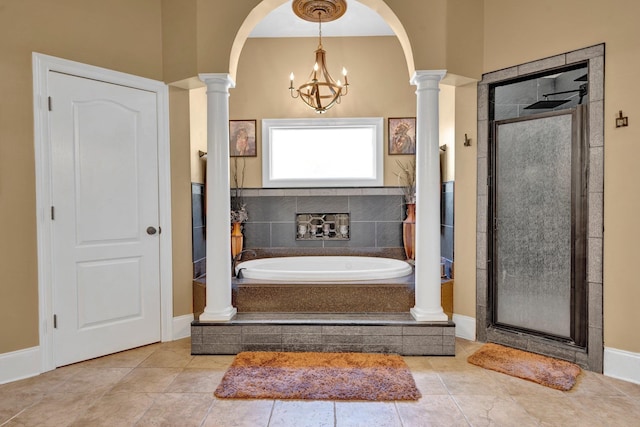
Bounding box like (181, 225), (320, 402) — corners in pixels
(476, 46), (605, 371)
(491, 107), (587, 346)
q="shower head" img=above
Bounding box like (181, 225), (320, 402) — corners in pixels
(524, 99), (571, 110)
(524, 83), (588, 110)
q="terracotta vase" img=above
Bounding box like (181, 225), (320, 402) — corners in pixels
(403, 203), (416, 260)
(231, 222), (244, 259)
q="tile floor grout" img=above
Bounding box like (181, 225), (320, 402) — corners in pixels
(1, 337), (639, 426)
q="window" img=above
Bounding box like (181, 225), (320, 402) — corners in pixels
(262, 118), (383, 188)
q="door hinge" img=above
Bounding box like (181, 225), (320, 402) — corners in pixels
(53, 314), (57, 329)
(48, 96), (52, 111)
(51, 206), (55, 220)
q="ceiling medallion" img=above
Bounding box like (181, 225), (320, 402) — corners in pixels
(292, 0), (347, 23)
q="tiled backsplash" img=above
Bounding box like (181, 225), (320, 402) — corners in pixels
(191, 184), (455, 277)
(238, 188), (404, 249)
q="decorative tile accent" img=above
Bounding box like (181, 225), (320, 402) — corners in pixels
(589, 100), (604, 147)
(477, 85), (489, 121)
(587, 237), (603, 283)
(476, 158), (488, 197)
(588, 147), (604, 193)
(477, 119), (488, 159)
(566, 44), (605, 63)
(517, 54), (566, 76)
(481, 66), (519, 85)
(588, 192), (604, 238)
(588, 56), (605, 102)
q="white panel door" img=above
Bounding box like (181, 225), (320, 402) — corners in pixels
(49, 71), (161, 366)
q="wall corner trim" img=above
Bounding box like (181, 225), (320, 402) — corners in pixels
(172, 314), (194, 341)
(0, 346), (41, 385)
(453, 314), (476, 341)
(604, 346), (640, 385)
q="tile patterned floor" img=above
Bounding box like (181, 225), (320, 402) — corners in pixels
(1, 338), (639, 426)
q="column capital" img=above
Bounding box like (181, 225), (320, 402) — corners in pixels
(198, 73), (236, 91)
(410, 70), (447, 87)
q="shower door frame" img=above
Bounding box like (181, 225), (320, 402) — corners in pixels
(489, 107), (588, 348)
(476, 44), (605, 372)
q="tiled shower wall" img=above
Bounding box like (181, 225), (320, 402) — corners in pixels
(494, 66), (588, 121)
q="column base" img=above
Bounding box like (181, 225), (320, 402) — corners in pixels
(410, 306), (449, 322)
(199, 306), (237, 322)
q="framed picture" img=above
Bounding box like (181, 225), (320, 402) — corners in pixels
(229, 120), (257, 157)
(388, 117), (416, 155)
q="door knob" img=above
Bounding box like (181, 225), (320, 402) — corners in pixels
(146, 226), (157, 235)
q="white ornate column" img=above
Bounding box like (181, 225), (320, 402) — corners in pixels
(199, 73), (237, 321)
(410, 70), (449, 322)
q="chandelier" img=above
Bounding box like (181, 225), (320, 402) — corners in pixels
(289, 0), (349, 114)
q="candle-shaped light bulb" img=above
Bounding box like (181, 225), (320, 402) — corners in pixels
(314, 63), (319, 72)
(342, 67), (349, 85)
(290, 72), (294, 82)
(337, 79), (342, 87)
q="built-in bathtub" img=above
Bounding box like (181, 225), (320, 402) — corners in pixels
(235, 256), (413, 282)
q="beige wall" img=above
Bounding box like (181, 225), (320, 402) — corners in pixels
(169, 87), (194, 317)
(439, 85), (456, 182)
(228, 36), (420, 188)
(161, 0), (198, 84)
(482, 0), (640, 352)
(3, 0), (639, 360)
(452, 83), (478, 318)
(445, 0), (484, 81)
(190, 87), (208, 184)
(0, 0), (164, 354)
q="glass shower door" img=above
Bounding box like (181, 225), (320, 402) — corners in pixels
(492, 108), (586, 342)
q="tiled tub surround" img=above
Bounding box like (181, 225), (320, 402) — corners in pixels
(441, 181), (454, 277)
(192, 188), (456, 356)
(192, 314), (456, 356)
(191, 183), (206, 278)
(238, 188), (405, 249)
(192, 185), (456, 276)
(192, 273), (455, 355)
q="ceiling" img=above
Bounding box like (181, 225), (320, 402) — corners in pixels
(249, 0), (394, 38)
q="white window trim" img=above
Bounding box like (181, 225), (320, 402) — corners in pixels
(262, 117), (384, 188)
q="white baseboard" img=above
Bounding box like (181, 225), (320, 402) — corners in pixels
(0, 316), (193, 385)
(0, 346), (41, 385)
(604, 346), (640, 385)
(452, 314), (476, 341)
(172, 313), (194, 340)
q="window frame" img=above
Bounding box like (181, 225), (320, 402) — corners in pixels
(261, 117), (384, 188)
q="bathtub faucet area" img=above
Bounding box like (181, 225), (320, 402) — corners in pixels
(232, 249), (257, 277)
